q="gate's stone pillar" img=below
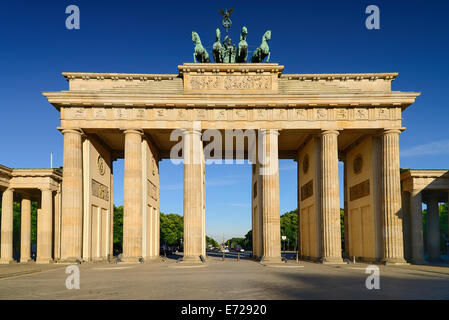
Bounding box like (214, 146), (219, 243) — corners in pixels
(60, 129), (83, 262)
(320, 130), (343, 263)
(381, 129), (406, 264)
(53, 190), (62, 261)
(427, 195), (440, 262)
(37, 188), (53, 264)
(20, 196), (32, 263)
(260, 129), (281, 263)
(123, 129), (143, 262)
(183, 129), (204, 262)
(251, 163), (263, 260)
(0, 188), (15, 264)
(410, 190), (425, 263)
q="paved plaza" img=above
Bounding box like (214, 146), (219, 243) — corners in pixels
(1, 254), (449, 300)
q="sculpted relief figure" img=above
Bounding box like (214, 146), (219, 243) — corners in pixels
(192, 31), (210, 63)
(251, 30), (271, 63)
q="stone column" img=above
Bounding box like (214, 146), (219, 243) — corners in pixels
(381, 129), (406, 264)
(60, 129), (83, 262)
(259, 129), (281, 263)
(183, 129), (204, 262)
(123, 129), (143, 262)
(410, 190), (425, 263)
(37, 188), (53, 264)
(343, 155), (350, 259)
(53, 190), (61, 261)
(320, 130), (343, 263)
(20, 196), (32, 263)
(0, 188), (15, 264)
(427, 195), (440, 262)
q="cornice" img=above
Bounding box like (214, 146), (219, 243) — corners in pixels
(62, 72), (179, 82)
(281, 73), (398, 82)
(42, 91), (421, 109)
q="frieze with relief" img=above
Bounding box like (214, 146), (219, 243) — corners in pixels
(301, 179), (313, 201)
(92, 179), (109, 201)
(64, 107), (397, 122)
(187, 75), (272, 92)
(349, 179), (370, 201)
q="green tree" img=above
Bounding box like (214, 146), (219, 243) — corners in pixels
(113, 205), (123, 251)
(280, 209), (298, 251)
(244, 230), (252, 250)
(160, 213), (183, 247)
(225, 237), (246, 249)
(206, 235), (219, 247)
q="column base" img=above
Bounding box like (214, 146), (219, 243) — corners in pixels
(260, 256), (283, 265)
(36, 258), (53, 264)
(320, 257), (346, 265)
(181, 255), (204, 264)
(0, 258), (16, 265)
(19, 258), (33, 263)
(381, 257), (409, 265)
(121, 256), (142, 263)
(56, 257), (83, 264)
(143, 256), (163, 263)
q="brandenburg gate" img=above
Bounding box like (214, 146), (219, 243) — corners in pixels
(36, 62), (420, 264)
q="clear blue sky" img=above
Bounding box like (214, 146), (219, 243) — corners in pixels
(1, 1), (448, 241)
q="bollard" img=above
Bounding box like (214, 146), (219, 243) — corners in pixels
(237, 252), (240, 261)
(222, 252), (225, 261)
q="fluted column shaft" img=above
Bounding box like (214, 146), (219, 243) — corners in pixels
(427, 195), (440, 262)
(183, 129), (204, 262)
(410, 190), (425, 263)
(20, 196), (32, 262)
(0, 188), (15, 264)
(381, 129), (406, 264)
(320, 131), (343, 263)
(260, 129), (281, 262)
(123, 129), (143, 262)
(53, 191), (61, 261)
(37, 189), (53, 263)
(60, 129), (83, 261)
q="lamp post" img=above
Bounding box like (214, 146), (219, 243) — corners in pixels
(282, 235), (287, 252)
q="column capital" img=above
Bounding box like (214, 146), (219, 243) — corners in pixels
(259, 129), (280, 136)
(382, 129), (402, 136)
(123, 129), (144, 136)
(182, 128), (202, 136)
(61, 128), (83, 135)
(320, 130), (340, 137)
(5, 188), (14, 193)
(40, 187), (53, 192)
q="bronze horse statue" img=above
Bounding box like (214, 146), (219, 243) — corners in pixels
(236, 26), (248, 63)
(251, 30), (271, 63)
(192, 31), (210, 63)
(212, 28), (223, 63)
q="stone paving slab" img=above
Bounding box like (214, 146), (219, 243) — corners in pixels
(0, 257), (448, 299)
